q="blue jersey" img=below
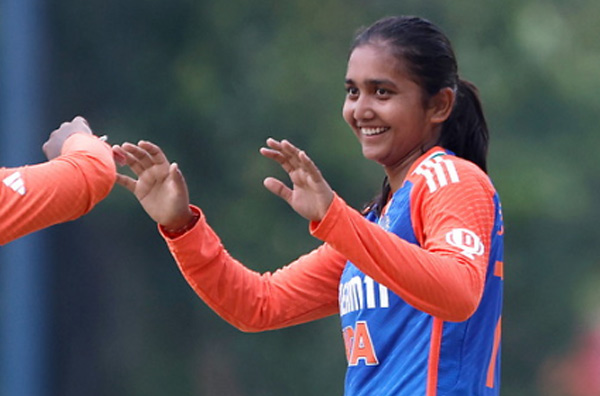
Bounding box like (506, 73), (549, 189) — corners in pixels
(337, 149), (503, 395)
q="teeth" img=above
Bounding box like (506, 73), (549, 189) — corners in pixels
(361, 127), (388, 136)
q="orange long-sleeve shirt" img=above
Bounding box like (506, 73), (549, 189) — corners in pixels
(161, 148), (503, 395)
(0, 133), (116, 245)
(163, 216), (346, 331)
(161, 148), (497, 330)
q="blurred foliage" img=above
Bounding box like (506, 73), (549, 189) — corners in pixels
(28, 0), (600, 395)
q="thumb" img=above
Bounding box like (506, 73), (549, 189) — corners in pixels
(263, 177), (293, 204)
(170, 163), (189, 194)
(115, 173), (137, 193)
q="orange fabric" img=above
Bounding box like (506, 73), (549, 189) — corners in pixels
(486, 316), (502, 387)
(310, 154), (495, 322)
(427, 318), (444, 396)
(165, 148), (495, 330)
(0, 133), (116, 245)
(494, 261), (504, 279)
(163, 208), (346, 332)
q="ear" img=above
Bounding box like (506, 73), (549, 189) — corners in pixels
(428, 87), (455, 125)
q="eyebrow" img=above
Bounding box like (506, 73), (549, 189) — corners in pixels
(345, 78), (398, 88)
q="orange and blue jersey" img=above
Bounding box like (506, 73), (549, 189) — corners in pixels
(163, 146), (503, 396)
(325, 148), (503, 395)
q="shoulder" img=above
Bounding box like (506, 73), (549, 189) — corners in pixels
(407, 150), (495, 197)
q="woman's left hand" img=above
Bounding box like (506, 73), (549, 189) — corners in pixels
(43, 116), (93, 160)
(260, 138), (334, 222)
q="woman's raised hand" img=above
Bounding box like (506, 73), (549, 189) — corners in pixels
(112, 141), (195, 230)
(260, 138), (334, 222)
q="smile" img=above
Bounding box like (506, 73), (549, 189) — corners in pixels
(361, 127), (389, 136)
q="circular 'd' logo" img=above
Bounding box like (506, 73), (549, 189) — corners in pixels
(445, 228), (484, 259)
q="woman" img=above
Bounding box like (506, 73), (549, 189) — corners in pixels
(114, 15), (504, 396)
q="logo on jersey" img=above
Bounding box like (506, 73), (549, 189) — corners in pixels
(413, 154), (459, 193)
(343, 321), (379, 366)
(446, 228), (484, 259)
(339, 275), (389, 316)
(3, 172), (26, 195)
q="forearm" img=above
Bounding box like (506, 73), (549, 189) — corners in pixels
(163, 206), (344, 332)
(310, 194), (488, 322)
(0, 134), (115, 244)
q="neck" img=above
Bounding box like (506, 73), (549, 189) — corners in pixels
(384, 142), (436, 192)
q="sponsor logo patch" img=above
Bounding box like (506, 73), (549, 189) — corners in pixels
(446, 228), (484, 259)
(3, 171), (26, 195)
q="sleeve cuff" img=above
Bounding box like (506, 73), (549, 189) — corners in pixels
(158, 205), (203, 240)
(309, 193), (346, 240)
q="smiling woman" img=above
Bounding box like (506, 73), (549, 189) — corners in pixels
(113, 15), (503, 396)
(342, 43), (453, 186)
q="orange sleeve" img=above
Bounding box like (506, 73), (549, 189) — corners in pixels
(309, 162), (496, 322)
(0, 133), (116, 245)
(162, 206), (347, 332)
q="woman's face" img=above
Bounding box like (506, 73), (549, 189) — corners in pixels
(342, 43), (442, 173)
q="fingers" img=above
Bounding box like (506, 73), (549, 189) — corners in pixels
(260, 138), (293, 173)
(115, 173), (137, 193)
(112, 145), (127, 166)
(71, 116), (91, 131)
(115, 143), (149, 176)
(278, 139), (310, 171)
(113, 140), (169, 177)
(261, 138), (312, 174)
(62, 116), (92, 135)
(262, 138), (327, 186)
(137, 140), (169, 165)
(298, 149), (324, 183)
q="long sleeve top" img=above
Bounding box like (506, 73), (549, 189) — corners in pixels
(161, 147), (504, 396)
(0, 133), (116, 245)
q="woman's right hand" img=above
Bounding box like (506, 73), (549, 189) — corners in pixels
(260, 138), (334, 222)
(112, 140), (195, 230)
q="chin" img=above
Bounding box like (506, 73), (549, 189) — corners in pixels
(361, 148), (384, 164)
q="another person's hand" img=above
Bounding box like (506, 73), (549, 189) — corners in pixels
(43, 116), (93, 160)
(112, 141), (195, 230)
(260, 138), (334, 222)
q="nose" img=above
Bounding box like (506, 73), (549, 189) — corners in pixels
(352, 95), (375, 121)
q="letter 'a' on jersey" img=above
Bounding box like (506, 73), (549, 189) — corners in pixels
(164, 146), (503, 396)
(0, 133), (116, 245)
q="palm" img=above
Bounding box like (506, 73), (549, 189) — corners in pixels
(134, 163), (182, 223)
(113, 141), (191, 227)
(286, 167), (327, 218)
(260, 138), (333, 221)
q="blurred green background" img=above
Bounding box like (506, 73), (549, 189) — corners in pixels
(3, 0), (600, 395)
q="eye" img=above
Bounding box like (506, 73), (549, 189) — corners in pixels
(346, 86), (359, 98)
(375, 88), (391, 97)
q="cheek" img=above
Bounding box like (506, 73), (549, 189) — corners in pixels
(342, 102), (354, 127)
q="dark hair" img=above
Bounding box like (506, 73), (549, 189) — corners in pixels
(352, 16), (489, 216)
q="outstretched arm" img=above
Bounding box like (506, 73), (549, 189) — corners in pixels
(0, 116), (116, 245)
(114, 139), (346, 330)
(260, 138), (334, 221)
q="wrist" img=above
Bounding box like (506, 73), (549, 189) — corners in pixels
(161, 209), (200, 238)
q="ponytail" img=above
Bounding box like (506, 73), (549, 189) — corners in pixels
(365, 80), (489, 217)
(438, 79), (489, 173)
(362, 176), (391, 217)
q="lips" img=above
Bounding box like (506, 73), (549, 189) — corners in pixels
(360, 127), (389, 136)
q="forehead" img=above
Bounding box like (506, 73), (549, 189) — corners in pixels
(346, 44), (408, 81)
